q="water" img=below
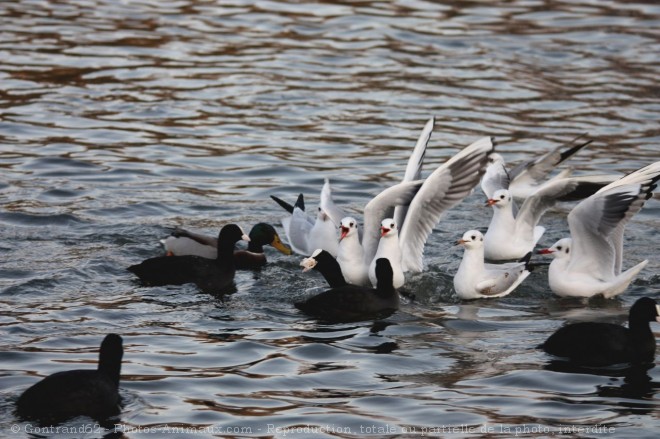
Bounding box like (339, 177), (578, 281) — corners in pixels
(1, 0), (659, 437)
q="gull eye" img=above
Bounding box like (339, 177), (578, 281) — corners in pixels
(390, 223), (395, 228)
(350, 222), (354, 227)
(500, 194), (505, 199)
(565, 248), (569, 254)
(471, 235), (476, 240)
(557, 246), (562, 251)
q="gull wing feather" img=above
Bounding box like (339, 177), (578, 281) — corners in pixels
(510, 133), (592, 183)
(321, 178), (346, 227)
(394, 117), (434, 228)
(399, 136), (495, 272)
(567, 161), (660, 277)
(514, 175), (616, 240)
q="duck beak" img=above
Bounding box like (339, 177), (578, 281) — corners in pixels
(271, 234), (292, 255)
(340, 226), (350, 240)
(242, 234), (251, 242)
(300, 256), (317, 272)
(380, 227), (390, 237)
(537, 248), (553, 255)
(486, 198), (498, 206)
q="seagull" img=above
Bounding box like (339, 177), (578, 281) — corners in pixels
(368, 218), (405, 289)
(362, 134), (495, 274)
(454, 230), (532, 300)
(481, 133), (593, 200)
(336, 216), (370, 286)
(272, 179), (343, 257)
(483, 174), (618, 261)
(537, 161), (660, 298)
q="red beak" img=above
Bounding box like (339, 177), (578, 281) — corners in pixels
(486, 198), (498, 206)
(537, 248), (553, 255)
(340, 226), (349, 240)
(380, 227), (390, 237)
(456, 239), (466, 245)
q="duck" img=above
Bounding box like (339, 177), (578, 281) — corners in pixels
(481, 133), (592, 201)
(453, 230), (532, 300)
(300, 248), (347, 288)
(16, 334), (123, 423)
(540, 297), (660, 366)
(295, 258), (399, 322)
(161, 223), (292, 268)
(537, 161), (660, 298)
(128, 224), (249, 294)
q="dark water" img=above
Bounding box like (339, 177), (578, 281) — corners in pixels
(1, 0), (659, 437)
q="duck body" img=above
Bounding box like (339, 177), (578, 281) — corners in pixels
(296, 258), (399, 322)
(130, 224), (249, 294)
(541, 297), (659, 366)
(16, 334), (123, 423)
(161, 223), (291, 269)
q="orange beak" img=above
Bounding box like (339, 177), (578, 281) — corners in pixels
(456, 239), (467, 246)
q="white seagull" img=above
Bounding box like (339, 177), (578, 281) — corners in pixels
(537, 161), (660, 298)
(362, 134), (495, 274)
(454, 230), (532, 300)
(368, 218), (405, 289)
(337, 216), (370, 286)
(273, 179), (344, 257)
(481, 134), (592, 201)
(483, 174), (619, 261)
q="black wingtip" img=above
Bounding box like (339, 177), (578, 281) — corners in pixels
(519, 251), (534, 271)
(294, 193), (305, 211)
(558, 133), (592, 164)
(270, 195), (295, 213)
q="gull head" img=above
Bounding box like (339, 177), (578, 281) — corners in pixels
(538, 238), (571, 259)
(457, 230), (484, 250)
(339, 216), (359, 241)
(380, 218), (398, 238)
(487, 152), (505, 166)
(487, 189), (512, 208)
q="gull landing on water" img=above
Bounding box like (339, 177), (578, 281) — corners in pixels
(454, 230), (532, 300)
(481, 133), (593, 201)
(537, 161), (660, 299)
(272, 179), (345, 257)
(483, 174), (619, 261)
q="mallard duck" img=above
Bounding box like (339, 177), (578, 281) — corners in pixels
(161, 223), (291, 269)
(129, 224), (249, 294)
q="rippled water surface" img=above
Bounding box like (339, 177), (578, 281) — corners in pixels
(1, 0), (659, 437)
